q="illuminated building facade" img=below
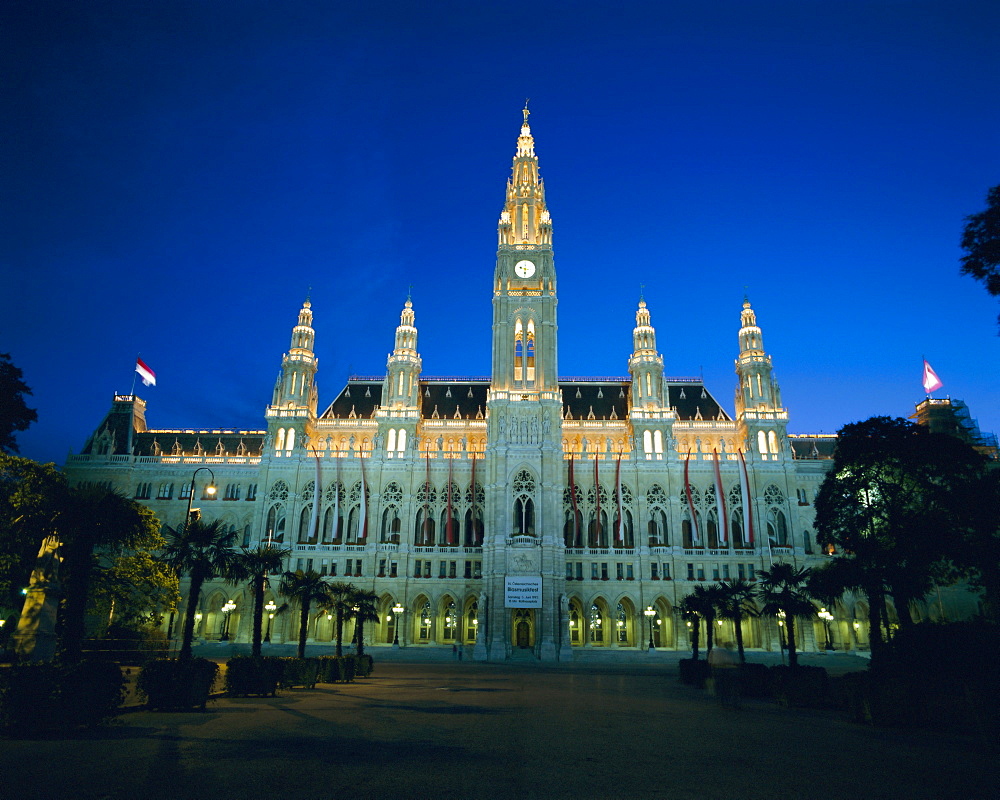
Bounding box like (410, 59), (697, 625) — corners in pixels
(67, 109), (926, 659)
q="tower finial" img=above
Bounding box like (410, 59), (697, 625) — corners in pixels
(523, 99), (530, 125)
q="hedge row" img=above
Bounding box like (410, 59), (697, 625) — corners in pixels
(678, 659), (830, 707)
(0, 660), (126, 734)
(224, 655), (374, 697)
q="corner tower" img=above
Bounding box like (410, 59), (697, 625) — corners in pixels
(266, 297), (318, 456)
(734, 297), (788, 460)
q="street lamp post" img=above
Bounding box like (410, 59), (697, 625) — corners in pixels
(184, 467), (217, 529)
(644, 606), (656, 651)
(817, 607), (835, 650)
(220, 600), (236, 641)
(264, 600), (277, 642)
(392, 603), (404, 648)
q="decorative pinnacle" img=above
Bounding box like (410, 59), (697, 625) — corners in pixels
(523, 99), (530, 125)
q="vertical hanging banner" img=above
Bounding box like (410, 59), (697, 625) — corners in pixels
(423, 453), (432, 546)
(738, 450), (755, 545)
(593, 454), (601, 548)
(446, 457), (455, 545)
(307, 446), (322, 542)
(712, 449), (728, 546)
(569, 454), (580, 547)
(615, 452), (624, 544)
(358, 451), (368, 542)
(684, 448), (701, 545)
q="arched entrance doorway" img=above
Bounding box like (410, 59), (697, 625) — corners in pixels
(512, 609), (534, 649)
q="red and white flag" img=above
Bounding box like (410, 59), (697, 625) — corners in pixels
(922, 360), (943, 394)
(135, 358), (156, 387)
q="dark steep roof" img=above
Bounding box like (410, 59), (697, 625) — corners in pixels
(321, 376), (731, 422)
(133, 431), (265, 458)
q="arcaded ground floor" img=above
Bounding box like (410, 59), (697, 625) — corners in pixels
(2, 657), (995, 800)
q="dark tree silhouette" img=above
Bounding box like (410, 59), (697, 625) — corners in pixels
(960, 184), (1000, 327)
(0, 353), (37, 454)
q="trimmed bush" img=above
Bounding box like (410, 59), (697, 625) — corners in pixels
(317, 655), (360, 683)
(355, 654), (374, 678)
(678, 658), (711, 687)
(769, 664), (830, 708)
(277, 657), (319, 689)
(137, 658), (219, 710)
(225, 656), (283, 697)
(0, 660), (126, 734)
(83, 624), (169, 665)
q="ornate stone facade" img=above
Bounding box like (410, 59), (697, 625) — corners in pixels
(65, 109), (872, 660)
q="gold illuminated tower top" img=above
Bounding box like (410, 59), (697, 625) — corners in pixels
(497, 104), (553, 248)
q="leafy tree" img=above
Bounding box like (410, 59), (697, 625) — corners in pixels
(278, 569), (331, 659)
(322, 581), (357, 657)
(57, 487), (162, 663)
(714, 578), (758, 663)
(955, 468), (1000, 621)
(88, 531), (179, 634)
(161, 519), (244, 661)
(0, 353), (37, 454)
(235, 544), (290, 656)
(0, 454), (65, 615)
(349, 589), (379, 658)
(814, 416), (983, 660)
(960, 184), (1000, 327)
(756, 562), (815, 668)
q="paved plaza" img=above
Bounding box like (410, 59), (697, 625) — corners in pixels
(2, 656), (996, 800)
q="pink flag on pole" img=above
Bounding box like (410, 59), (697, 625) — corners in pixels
(922, 360), (943, 394)
(135, 358), (156, 387)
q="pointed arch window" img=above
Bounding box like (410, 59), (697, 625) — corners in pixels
(266, 504), (286, 544)
(514, 320), (524, 385)
(276, 428), (286, 454)
(525, 321), (536, 385)
(298, 503), (316, 544)
(285, 428), (295, 453)
(512, 470), (536, 536)
(387, 429), (397, 454)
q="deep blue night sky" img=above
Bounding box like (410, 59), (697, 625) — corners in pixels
(4, 1), (999, 465)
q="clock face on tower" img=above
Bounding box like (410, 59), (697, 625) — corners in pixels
(514, 259), (536, 278)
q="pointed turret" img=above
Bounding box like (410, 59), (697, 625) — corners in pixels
(734, 297), (787, 459)
(382, 296), (423, 410)
(497, 105), (553, 249)
(266, 298), (318, 455)
(628, 298), (666, 409)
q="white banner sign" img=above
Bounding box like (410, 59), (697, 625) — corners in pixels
(505, 576), (542, 608)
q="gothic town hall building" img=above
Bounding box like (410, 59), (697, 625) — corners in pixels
(66, 110), (848, 660)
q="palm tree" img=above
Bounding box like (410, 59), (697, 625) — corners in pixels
(161, 519), (245, 661)
(678, 588), (715, 660)
(757, 562), (816, 668)
(349, 589), (379, 658)
(715, 578), (759, 663)
(691, 583), (725, 654)
(278, 569), (331, 658)
(323, 581), (356, 657)
(235, 543), (290, 657)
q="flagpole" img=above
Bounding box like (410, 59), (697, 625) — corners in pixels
(130, 353), (139, 396)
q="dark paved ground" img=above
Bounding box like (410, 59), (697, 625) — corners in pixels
(2, 659), (996, 800)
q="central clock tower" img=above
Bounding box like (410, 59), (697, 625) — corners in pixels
(481, 107), (569, 662)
